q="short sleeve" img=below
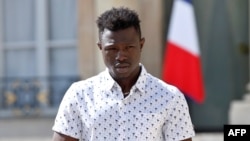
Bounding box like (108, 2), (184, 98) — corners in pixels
(52, 83), (82, 139)
(162, 88), (195, 141)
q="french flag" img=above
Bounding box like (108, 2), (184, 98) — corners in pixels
(162, 0), (205, 103)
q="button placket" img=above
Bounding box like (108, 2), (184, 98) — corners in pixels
(116, 100), (125, 141)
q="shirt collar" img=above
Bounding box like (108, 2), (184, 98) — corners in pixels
(101, 63), (148, 93)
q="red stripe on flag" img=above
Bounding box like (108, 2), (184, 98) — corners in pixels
(162, 42), (205, 103)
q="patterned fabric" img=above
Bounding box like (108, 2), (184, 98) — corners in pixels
(52, 64), (195, 141)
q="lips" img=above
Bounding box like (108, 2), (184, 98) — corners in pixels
(115, 63), (130, 73)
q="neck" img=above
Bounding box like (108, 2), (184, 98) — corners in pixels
(117, 66), (141, 93)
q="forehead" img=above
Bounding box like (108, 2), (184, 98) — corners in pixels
(100, 27), (140, 44)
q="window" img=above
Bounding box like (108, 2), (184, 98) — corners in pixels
(0, 0), (79, 117)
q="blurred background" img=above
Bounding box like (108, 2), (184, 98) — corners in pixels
(0, 0), (249, 140)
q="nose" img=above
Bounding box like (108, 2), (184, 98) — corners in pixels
(116, 48), (128, 61)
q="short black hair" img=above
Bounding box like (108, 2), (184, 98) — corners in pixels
(96, 7), (142, 39)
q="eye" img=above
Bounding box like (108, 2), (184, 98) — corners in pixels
(105, 47), (117, 51)
(126, 45), (135, 49)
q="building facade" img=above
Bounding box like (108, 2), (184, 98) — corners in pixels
(0, 0), (249, 132)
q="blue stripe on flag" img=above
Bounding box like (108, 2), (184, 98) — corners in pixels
(183, 0), (192, 4)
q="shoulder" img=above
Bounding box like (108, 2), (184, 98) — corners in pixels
(60, 73), (105, 104)
(147, 73), (180, 92)
(64, 71), (112, 101)
(145, 73), (186, 102)
(140, 64), (182, 95)
(72, 71), (106, 90)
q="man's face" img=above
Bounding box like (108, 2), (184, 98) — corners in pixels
(98, 26), (145, 80)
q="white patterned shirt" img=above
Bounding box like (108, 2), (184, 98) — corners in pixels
(52, 64), (195, 141)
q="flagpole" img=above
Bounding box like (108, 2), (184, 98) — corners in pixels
(245, 0), (250, 99)
(248, 0), (250, 97)
(228, 3), (250, 124)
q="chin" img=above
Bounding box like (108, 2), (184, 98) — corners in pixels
(113, 73), (130, 80)
(115, 73), (128, 78)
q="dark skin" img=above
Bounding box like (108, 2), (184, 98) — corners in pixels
(52, 26), (192, 141)
(98, 26), (144, 93)
(52, 132), (78, 141)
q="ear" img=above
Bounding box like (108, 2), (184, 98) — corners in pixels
(140, 37), (145, 50)
(97, 42), (102, 50)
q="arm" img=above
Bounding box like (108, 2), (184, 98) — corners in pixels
(181, 138), (192, 141)
(52, 131), (79, 141)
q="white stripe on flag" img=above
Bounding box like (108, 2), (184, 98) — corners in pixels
(168, 0), (200, 56)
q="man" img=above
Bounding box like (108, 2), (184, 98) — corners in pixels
(52, 7), (195, 141)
